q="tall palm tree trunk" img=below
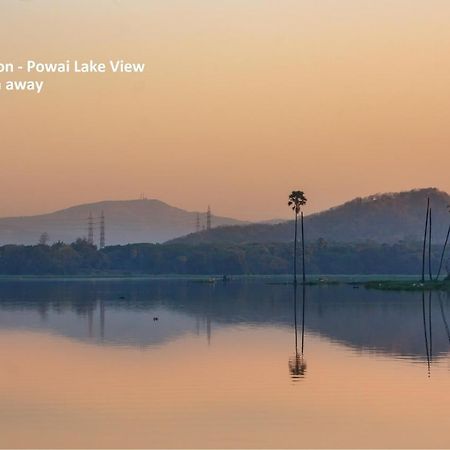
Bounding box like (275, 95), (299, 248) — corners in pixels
(294, 213), (298, 285)
(436, 224), (450, 281)
(429, 208), (433, 281)
(301, 281), (306, 354)
(293, 283), (298, 355)
(422, 198), (430, 283)
(301, 211), (306, 284)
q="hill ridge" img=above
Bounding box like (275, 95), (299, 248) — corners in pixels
(0, 198), (246, 245)
(170, 187), (450, 245)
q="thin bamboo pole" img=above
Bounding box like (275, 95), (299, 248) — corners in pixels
(422, 198), (430, 283)
(428, 208), (432, 281)
(436, 224), (450, 280)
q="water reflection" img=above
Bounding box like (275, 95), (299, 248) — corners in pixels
(100, 297), (105, 341)
(421, 291), (432, 377)
(419, 291), (450, 377)
(0, 280), (449, 363)
(289, 284), (307, 380)
(438, 293), (450, 344)
(0, 280), (449, 448)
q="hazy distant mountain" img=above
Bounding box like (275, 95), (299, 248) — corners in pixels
(0, 199), (247, 245)
(170, 188), (450, 245)
(257, 218), (287, 225)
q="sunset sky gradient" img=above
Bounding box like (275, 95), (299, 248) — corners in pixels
(1, 0), (450, 220)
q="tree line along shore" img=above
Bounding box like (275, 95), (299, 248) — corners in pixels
(0, 238), (447, 279)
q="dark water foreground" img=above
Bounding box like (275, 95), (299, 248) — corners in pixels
(0, 280), (448, 448)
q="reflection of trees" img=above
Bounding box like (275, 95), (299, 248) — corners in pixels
(2, 280), (450, 358)
(289, 284), (306, 380)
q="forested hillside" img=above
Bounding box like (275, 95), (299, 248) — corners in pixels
(171, 188), (450, 245)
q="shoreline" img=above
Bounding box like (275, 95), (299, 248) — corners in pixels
(0, 274), (448, 291)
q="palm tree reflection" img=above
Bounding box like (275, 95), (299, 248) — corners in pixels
(100, 298), (105, 342)
(289, 283), (307, 380)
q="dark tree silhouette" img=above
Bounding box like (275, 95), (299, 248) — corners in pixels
(288, 190), (307, 285)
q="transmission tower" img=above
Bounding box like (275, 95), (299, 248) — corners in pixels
(87, 212), (94, 245)
(99, 211), (105, 249)
(206, 205), (212, 231)
(196, 212), (201, 233)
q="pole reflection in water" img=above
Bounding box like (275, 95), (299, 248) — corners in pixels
(100, 298), (105, 342)
(289, 283), (307, 381)
(429, 290), (433, 362)
(421, 291), (432, 377)
(438, 292), (450, 344)
(88, 307), (93, 338)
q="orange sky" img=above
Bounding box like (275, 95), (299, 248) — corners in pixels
(1, 0), (450, 220)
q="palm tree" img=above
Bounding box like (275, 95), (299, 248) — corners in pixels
(288, 190), (307, 285)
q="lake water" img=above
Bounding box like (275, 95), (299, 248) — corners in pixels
(0, 279), (448, 448)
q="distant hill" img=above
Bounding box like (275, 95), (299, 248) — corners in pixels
(170, 188), (450, 245)
(0, 199), (247, 245)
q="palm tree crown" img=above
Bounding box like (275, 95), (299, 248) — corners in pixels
(288, 191), (307, 214)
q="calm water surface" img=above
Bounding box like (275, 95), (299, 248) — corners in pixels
(0, 280), (449, 448)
